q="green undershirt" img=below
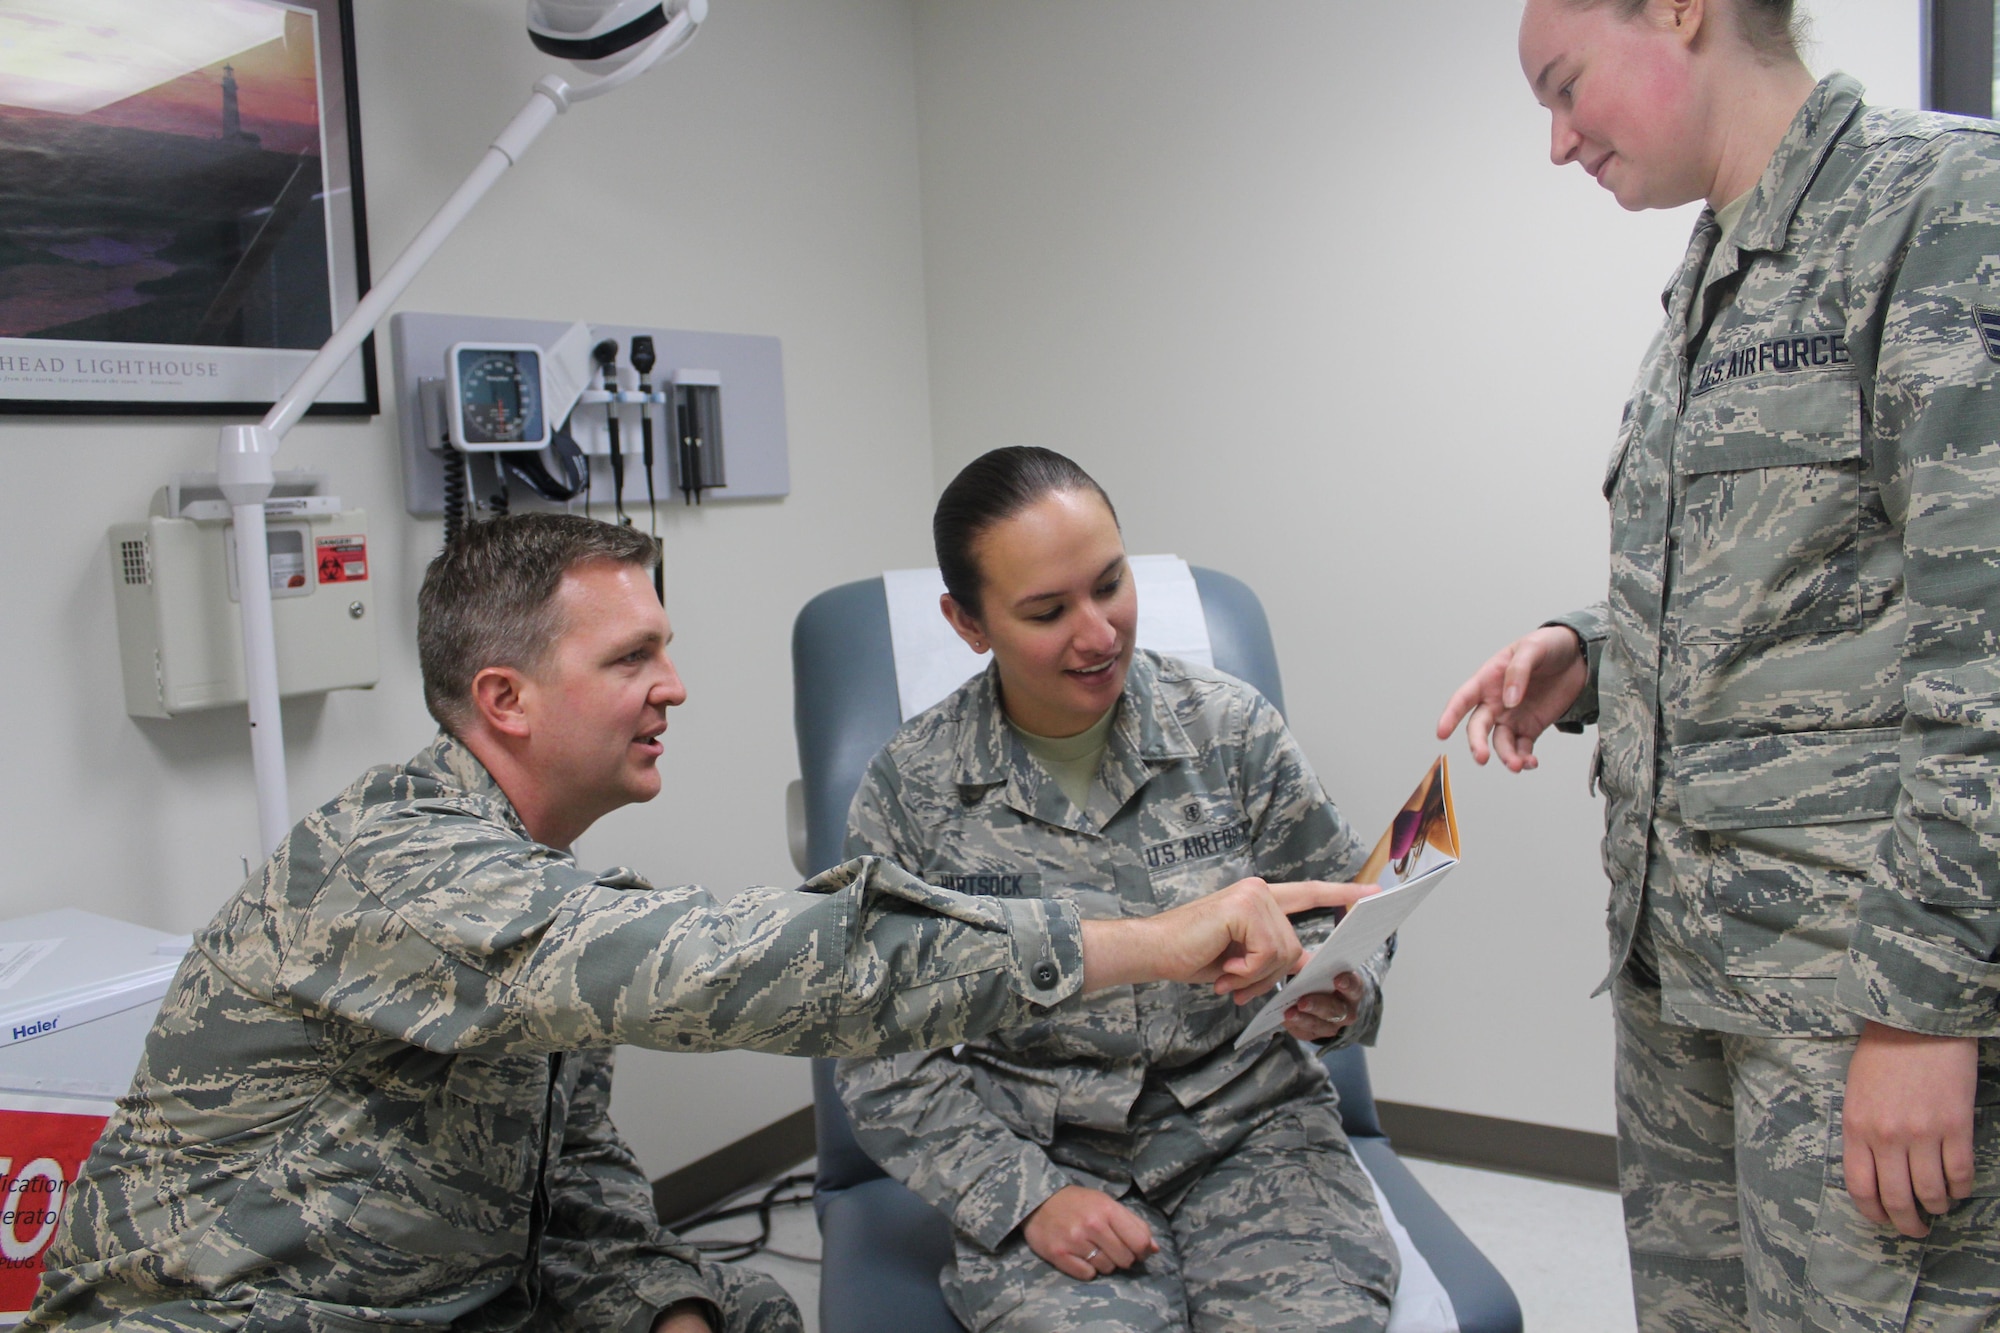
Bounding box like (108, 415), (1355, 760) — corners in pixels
(1010, 705), (1118, 811)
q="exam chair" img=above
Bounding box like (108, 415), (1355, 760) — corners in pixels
(790, 569), (1523, 1333)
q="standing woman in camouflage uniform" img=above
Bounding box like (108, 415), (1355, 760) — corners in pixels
(838, 447), (1398, 1332)
(1440, 1), (2000, 1329)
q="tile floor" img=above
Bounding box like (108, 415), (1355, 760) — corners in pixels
(1403, 1158), (1636, 1333)
(685, 1156), (1638, 1333)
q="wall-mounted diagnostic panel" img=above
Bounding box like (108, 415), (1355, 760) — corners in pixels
(391, 312), (788, 526)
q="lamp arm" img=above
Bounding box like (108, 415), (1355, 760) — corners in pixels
(219, 74), (580, 857)
(263, 79), (573, 441)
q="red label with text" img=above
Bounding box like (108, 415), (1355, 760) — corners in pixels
(316, 535), (369, 584)
(0, 1105), (110, 1315)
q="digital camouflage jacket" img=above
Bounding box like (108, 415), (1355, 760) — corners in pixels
(837, 652), (1381, 1251)
(1555, 76), (2000, 1039)
(28, 732), (1085, 1331)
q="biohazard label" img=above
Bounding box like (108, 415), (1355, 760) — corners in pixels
(0, 1100), (112, 1316)
(316, 535), (369, 584)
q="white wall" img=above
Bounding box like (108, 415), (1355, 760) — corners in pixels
(0, 0), (941, 1177)
(0, 0), (1927, 1179)
(912, 0), (1920, 1135)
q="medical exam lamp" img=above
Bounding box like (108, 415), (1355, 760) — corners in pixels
(219, 0), (708, 856)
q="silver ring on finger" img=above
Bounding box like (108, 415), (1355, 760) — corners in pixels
(1085, 1245), (1100, 1263)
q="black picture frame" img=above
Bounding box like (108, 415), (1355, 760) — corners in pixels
(0, 0), (377, 417)
(1924, 0), (1996, 118)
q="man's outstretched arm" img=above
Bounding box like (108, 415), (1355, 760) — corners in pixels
(290, 835), (1369, 1061)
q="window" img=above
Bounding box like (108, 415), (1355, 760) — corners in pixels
(1925, 0), (1997, 117)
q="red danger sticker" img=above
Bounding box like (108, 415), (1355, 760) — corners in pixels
(317, 535), (369, 584)
(0, 1103), (111, 1316)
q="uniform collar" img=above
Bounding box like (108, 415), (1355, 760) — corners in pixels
(1732, 73), (1865, 255)
(950, 652), (1199, 832)
(1660, 73), (1865, 315)
(407, 729), (535, 840)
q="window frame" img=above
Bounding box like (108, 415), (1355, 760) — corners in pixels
(1924, 0), (1996, 117)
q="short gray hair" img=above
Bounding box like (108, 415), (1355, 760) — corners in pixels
(417, 514), (658, 733)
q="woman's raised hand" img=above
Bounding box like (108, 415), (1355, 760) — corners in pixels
(1436, 625), (1588, 773)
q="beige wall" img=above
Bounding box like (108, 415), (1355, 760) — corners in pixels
(0, 1), (1927, 1175)
(911, 0), (1920, 1134)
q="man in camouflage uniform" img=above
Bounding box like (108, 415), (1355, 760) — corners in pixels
(839, 650), (1398, 1333)
(28, 516), (1350, 1333)
(1445, 43), (2000, 1333)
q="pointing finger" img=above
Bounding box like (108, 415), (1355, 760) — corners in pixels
(1268, 880), (1379, 916)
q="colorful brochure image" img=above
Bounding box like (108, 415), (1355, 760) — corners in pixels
(1235, 756), (1459, 1049)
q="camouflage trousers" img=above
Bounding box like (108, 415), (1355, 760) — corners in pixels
(1615, 958), (2000, 1333)
(939, 1097), (1397, 1333)
(693, 1258), (802, 1333)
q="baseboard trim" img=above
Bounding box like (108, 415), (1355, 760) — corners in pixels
(1376, 1100), (1618, 1189)
(652, 1105), (817, 1226)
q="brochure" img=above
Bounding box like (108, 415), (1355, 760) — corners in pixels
(1234, 756), (1460, 1048)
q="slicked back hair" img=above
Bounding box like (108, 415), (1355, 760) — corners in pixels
(933, 447), (1118, 620)
(418, 514), (657, 734)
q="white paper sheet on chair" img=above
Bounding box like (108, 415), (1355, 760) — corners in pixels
(1356, 1154), (1461, 1332)
(883, 555), (1213, 722)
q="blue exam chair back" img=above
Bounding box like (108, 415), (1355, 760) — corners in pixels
(791, 569), (1521, 1333)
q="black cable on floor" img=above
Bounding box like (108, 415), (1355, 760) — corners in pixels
(677, 1171), (819, 1265)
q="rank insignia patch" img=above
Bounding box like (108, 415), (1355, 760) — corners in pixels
(1976, 307), (2000, 362)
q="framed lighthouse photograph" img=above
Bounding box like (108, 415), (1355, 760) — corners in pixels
(0, 0), (376, 415)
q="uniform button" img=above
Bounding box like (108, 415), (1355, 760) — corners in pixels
(1033, 962), (1058, 989)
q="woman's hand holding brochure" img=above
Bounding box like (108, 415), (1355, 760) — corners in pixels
(1236, 757), (1461, 1049)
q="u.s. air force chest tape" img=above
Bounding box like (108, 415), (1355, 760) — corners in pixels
(883, 556), (1214, 722)
(1691, 327), (1853, 398)
(1142, 819), (1253, 871)
(0, 909), (189, 1323)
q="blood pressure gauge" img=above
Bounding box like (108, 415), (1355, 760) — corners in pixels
(447, 342), (551, 451)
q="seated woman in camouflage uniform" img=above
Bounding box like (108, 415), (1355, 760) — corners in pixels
(837, 447), (1398, 1333)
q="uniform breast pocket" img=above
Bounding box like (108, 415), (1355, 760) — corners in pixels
(1672, 375), (1865, 644)
(1676, 727), (1899, 980)
(342, 1058), (538, 1283)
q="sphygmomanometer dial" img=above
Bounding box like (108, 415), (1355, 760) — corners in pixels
(449, 345), (549, 450)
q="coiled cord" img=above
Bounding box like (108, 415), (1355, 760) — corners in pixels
(442, 442), (467, 547)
